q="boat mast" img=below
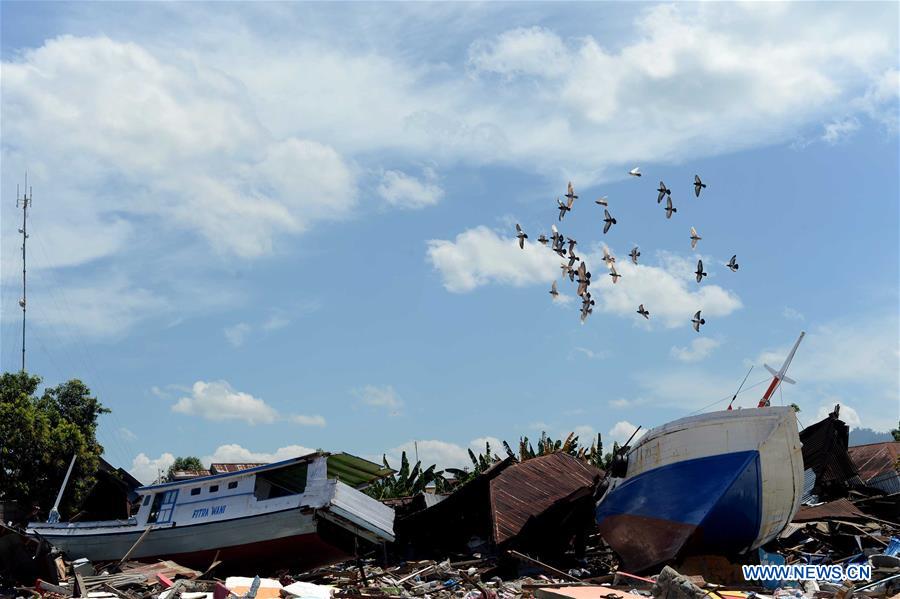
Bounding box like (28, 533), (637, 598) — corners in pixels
(758, 331), (805, 408)
(16, 175), (32, 373)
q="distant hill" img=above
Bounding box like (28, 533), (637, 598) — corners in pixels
(849, 428), (893, 446)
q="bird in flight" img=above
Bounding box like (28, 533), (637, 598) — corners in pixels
(630, 246), (641, 265)
(726, 255), (739, 272)
(549, 280), (559, 299)
(576, 262), (592, 297)
(637, 304), (650, 319)
(537, 233), (549, 246)
(695, 259), (707, 283)
(603, 209), (617, 234)
(665, 196), (677, 219)
(602, 246), (616, 269)
(694, 175), (707, 198)
(690, 226), (702, 250)
(595, 196), (608, 207)
(565, 181), (578, 203)
(629, 167), (642, 177)
(692, 310), (706, 332)
(557, 197), (573, 221)
(609, 265), (622, 284)
(657, 181), (671, 203)
(516, 224), (528, 249)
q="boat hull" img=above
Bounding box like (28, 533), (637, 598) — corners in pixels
(595, 407), (802, 572)
(31, 507), (354, 571)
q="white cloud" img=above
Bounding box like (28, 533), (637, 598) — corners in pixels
(290, 414), (327, 427)
(224, 323), (251, 347)
(815, 403), (862, 429)
(468, 26), (572, 79)
(783, 307), (805, 321)
(172, 380), (278, 425)
(855, 68), (900, 131)
(377, 169), (444, 209)
(21, 276), (166, 339)
(608, 421), (646, 445)
(129, 452), (175, 485)
(117, 427), (138, 442)
(574, 347), (610, 360)
(670, 338), (722, 362)
(821, 117), (859, 144)
(262, 314), (291, 331)
(426, 226), (563, 293)
(354, 384), (403, 414)
(202, 443), (317, 466)
(2, 35), (357, 261)
(608, 398), (631, 408)
(381, 437), (503, 470)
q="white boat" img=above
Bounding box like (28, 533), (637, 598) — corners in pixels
(28, 452), (395, 571)
(595, 334), (807, 572)
(595, 406), (804, 572)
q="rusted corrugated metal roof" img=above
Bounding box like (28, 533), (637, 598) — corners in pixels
(793, 498), (867, 522)
(847, 442), (899, 494)
(489, 452), (601, 544)
(210, 462), (267, 473)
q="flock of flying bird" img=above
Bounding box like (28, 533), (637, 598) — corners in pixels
(515, 168), (741, 329)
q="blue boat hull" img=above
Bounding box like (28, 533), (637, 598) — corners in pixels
(595, 450), (762, 572)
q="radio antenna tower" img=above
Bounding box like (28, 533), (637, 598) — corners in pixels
(16, 175), (32, 372)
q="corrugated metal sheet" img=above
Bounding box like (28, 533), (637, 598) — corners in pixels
(210, 463), (267, 473)
(489, 452), (601, 544)
(848, 442), (900, 494)
(792, 498), (867, 522)
(799, 411), (862, 497)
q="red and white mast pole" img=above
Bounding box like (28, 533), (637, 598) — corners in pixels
(758, 331), (805, 408)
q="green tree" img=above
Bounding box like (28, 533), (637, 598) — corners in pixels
(892, 421), (899, 442)
(0, 372), (108, 519)
(166, 456), (204, 480)
(364, 451), (451, 500)
(789, 403), (801, 413)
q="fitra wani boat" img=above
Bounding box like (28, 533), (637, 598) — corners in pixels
(28, 452), (395, 571)
(595, 333), (806, 572)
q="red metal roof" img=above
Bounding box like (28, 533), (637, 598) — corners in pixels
(210, 463), (268, 473)
(489, 452), (602, 544)
(847, 442), (899, 484)
(793, 498), (867, 522)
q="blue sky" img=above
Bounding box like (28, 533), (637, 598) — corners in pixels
(1, 2), (898, 483)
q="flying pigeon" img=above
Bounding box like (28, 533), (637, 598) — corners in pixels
(551, 224), (560, 243)
(550, 280), (559, 299)
(580, 305), (593, 324)
(567, 248), (580, 268)
(665, 196), (677, 219)
(692, 310), (706, 332)
(515, 224), (528, 249)
(657, 181), (671, 203)
(694, 175), (707, 198)
(602, 246), (616, 269)
(560, 263), (571, 281)
(557, 197), (573, 221)
(603, 209), (617, 234)
(537, 233), (549, 246)
(637, 304), (650, 319)
(629, 167), (642, 177)
(565, 181), (578, 203)
(695, 259), (707, 283)
(567, 237), (577, 253)
(609, 265), (622, 284)
(690, 226), (702, 250)
(595, 196), (608, 207)
(726, 255), (739, 272)
(576, 262), (592, 296)
(630, 246), (641, 265)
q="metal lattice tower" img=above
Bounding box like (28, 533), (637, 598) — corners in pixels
(16, 176), (32, 372)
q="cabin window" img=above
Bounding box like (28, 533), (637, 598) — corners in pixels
(142, 495), (151, 506)
(209, 485), (219, 493)
(253, 463), (308, 500)
(228, 481), (238, 490)
(190, 488), (200, 496)
(147, 489), (178, 524)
